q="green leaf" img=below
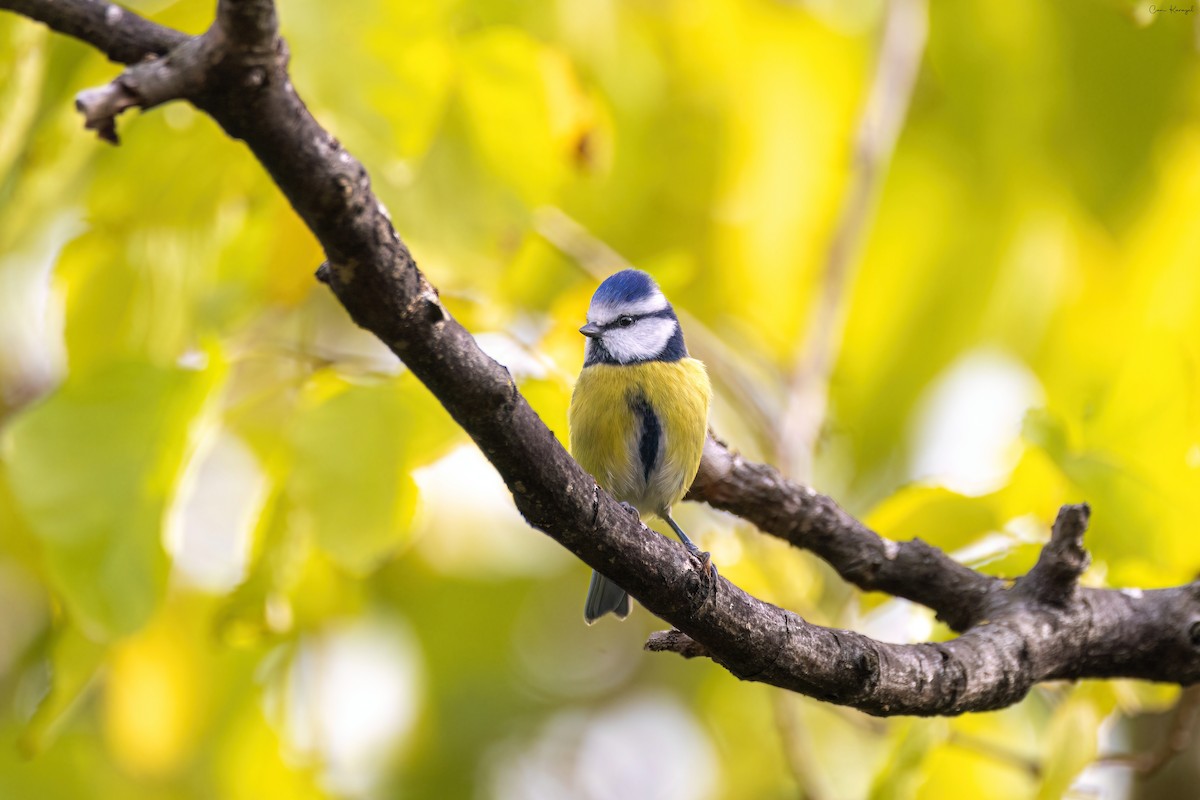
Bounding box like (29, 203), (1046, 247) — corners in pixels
(289, 373), (457, 574)
(457, 28), (590, 203)
(865, 486), (1001, 553)
(2, 361), (218, 639)
(1037, 685), (1116, 800)
(18, 623), (105, 756)
(1021, 408), (1071, 463)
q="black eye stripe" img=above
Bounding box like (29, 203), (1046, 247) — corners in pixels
(602, 309), (676, 329)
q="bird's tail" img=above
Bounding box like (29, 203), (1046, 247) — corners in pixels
(584, 570), (631, 624)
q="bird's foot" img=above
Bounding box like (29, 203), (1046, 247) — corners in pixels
(619, 501), (641, 519)
(685, 541), (719, 583)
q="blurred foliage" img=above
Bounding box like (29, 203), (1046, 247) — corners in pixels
(2, 0), (1200, 798)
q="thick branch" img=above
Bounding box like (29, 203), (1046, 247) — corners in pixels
(6, 0), (1200, 717)
(215, 0), (277, 50)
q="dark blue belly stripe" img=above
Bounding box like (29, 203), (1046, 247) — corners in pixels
(631, 395), (661, 483)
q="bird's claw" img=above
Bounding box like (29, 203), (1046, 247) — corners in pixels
(685, 543), (719, 583)
(619, 501), (641, 519)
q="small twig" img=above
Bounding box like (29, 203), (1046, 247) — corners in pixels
(645, 629), (709, 659)
(1097, 685), (1200, 777)
(778, 0), (929, 480)
(531, 206), (627, 278)
(825, 703), (1042, 776)
(74, 80), (138, 143)
(772, 694), (836, 800)
(70, 0), (284, 145)
(73, 36), (217, 144)
(1020, 503), (1091, 606)
(947, 730), (1042, 777)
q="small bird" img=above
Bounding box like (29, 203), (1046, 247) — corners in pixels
(568, 269), (714, 623)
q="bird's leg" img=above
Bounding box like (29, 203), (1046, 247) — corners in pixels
(663, 513), (718, 582)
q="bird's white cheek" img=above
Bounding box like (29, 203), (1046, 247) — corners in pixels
(604, 318), (676, 363)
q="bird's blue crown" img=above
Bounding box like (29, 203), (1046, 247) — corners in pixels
(592, 269), (661, 307)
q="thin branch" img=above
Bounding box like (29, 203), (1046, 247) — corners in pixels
(646, 629), (709, 659)
(6, 0), (1200, 718)
(689, 436), (999, 631)
(947, 730), (1042, 778)
(827, 703), (1042, 777)
(1098, 685), (1200, 777)
(778, 0), (929, 480)
(771, 695), (836, 800)
(74, 35), (215, 143)
(0, 0), (186, 64)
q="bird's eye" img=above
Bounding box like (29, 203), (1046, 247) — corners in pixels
(617, 315), (634, 328)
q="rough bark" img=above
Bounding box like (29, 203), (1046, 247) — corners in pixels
(4, 0), (1200, 717)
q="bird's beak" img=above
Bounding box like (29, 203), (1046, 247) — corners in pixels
(579, 322), (604, 339)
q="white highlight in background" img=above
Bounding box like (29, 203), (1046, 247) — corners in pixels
(282, 617), (424, 797)
(165, 427), (267, 592)
(413, 445), (571, 578)
(859, 598), (934, 645)
(0, 212), (79, 407)
(908, 349), (1044, 496)
(488, 693), (718, 800)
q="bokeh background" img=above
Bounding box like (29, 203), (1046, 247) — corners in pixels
(3, 0), (1200, 797)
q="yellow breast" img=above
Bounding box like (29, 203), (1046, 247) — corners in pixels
(568, 358), (711, 516)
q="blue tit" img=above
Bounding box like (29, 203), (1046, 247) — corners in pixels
(568, 269), (714, 623)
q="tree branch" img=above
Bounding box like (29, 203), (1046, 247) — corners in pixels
(74, 34), (215, 143)
(689, 436), (999, 633)
(6, 0), (1200, 717)
(1098, 684), (1200, 776)
(0, 0), (185, 64)
(214, 0), (277, 50)
(778, 0), (929, 480)
(1020, 503), (1091, 606)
